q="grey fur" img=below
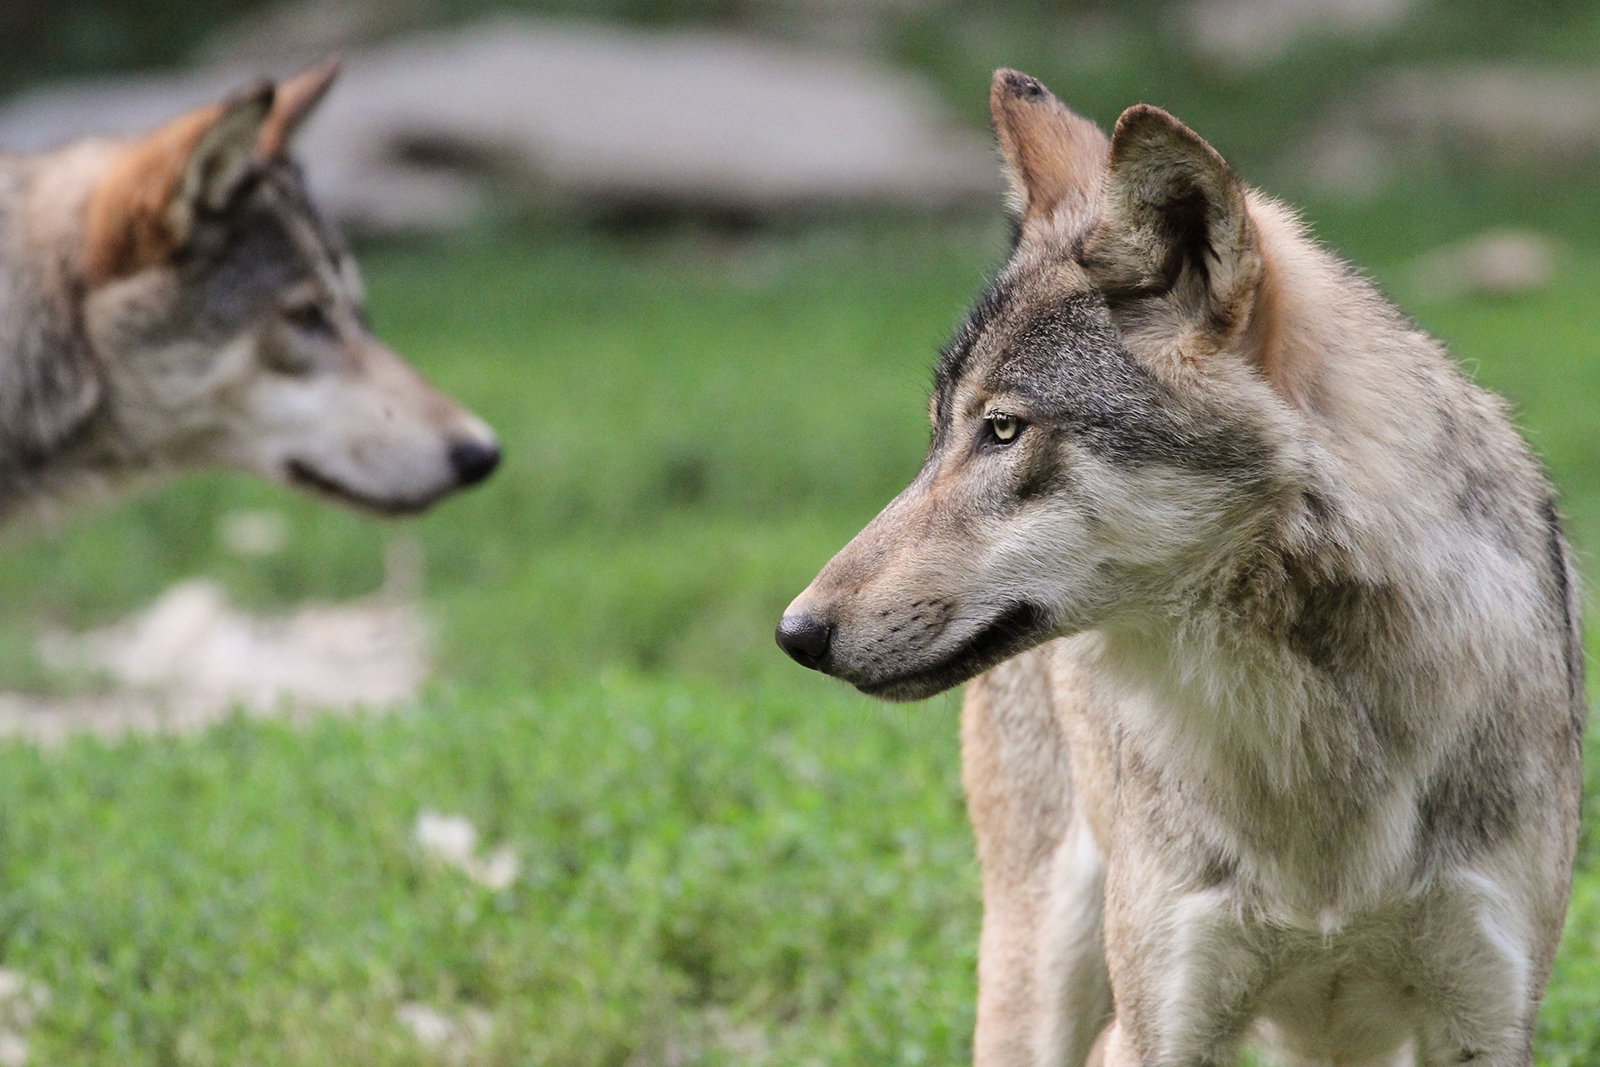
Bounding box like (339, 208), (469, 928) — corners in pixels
(0, 163), (103, 474)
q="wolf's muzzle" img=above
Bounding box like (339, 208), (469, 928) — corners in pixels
(775, 613), (832, 669)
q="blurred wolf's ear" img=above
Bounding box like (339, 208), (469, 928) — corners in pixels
(989, 69), (1109, 239)
(257, 58), (340, 159)
(83, 84), (274, 284)
(1082, 104), (1260, 354)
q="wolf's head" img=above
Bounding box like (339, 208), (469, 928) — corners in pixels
(68, 62), (498, 514)
(778, 71), (1322, 700)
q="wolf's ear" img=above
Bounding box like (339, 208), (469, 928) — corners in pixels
(83, 84), (274, 285)
(990, 69), (1109, 240)
(257, 58), (340, 159)
(1082, 105), (1260, 356)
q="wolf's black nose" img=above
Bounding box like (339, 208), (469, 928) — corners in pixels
(775, 613), (832, 669)
(449, 439), (501, 487)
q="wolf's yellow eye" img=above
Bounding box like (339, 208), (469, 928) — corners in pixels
(988, 414), (1022, 443)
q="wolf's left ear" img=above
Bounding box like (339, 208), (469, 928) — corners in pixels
(1082, 105), (1261, 356)
(83, 85), (274, 284)
(257, 58), (340, 159)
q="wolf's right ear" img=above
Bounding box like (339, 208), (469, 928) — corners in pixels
(83, 85), (274, 285)
(990, 70), (1109, 241)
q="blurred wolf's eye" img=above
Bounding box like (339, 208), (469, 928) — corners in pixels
(987, 413), (1023, 444)
(282, 302), (334, 338)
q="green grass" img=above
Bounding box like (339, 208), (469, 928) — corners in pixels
(0, 678), (975, 1066)
(0, 209), (1597, 1062)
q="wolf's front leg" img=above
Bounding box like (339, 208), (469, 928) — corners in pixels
(1097, 876), (1268, 1067)
(963, 648), (1113, 1067)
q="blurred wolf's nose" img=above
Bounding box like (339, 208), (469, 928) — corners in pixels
(776, 613), (831, 669)
(449, 439), (501, 487)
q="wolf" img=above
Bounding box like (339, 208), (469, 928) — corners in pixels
(778, 69), (1582, 1067)
(0, 60), (498, 526)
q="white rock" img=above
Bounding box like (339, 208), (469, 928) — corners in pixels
(1303, 64), (1600, 190)
(474, 846), (520, 892)
(1375, 66), (1600, 164)
(395, 1001), (454, 1047)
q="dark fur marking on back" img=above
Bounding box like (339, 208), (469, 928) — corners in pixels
(1270, 555), (1422, 760)
(1453, 466), (1522, 554)
(1417, 706), (1523, 862)
(1279, 556), (1399, 673)
(1285, 574), (1379, 674)
(1196, 849), (1237, 888)
(1540, 497), (1586, 739)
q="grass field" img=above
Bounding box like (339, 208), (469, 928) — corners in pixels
(0, 197), (1595, 1063)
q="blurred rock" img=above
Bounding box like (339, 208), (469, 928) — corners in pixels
(39, 579), (428, 708)
(0, 969), (46, 1067)
(217, 508), (290, 557)
(1302, 65), (1600, 196)
(414, 809), (519, 890)
(197, 0), (438, 67)
(1409, 228), (1557, 301)
(1183, 0), (1415, 66)
(2, 577), (428, 740)
(0, 17), (1000, 234)
(1293, 123), (1388, 200)
(1373, 66), (1600, 165)
(743, 0), (941, 51)
(395, 1001), (493, 1059)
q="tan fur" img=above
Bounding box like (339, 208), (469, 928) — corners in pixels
(82, 101), (227, 284)
(991, 70), (1110, 242)
(964, 643), (1119, 1066)
(83, 86), (275, 285)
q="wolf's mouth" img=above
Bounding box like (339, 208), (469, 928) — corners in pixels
(855, 601), (1052, 702)
(285, 460), (436, 517)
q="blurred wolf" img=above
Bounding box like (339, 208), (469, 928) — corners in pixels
(778, 70), (1582, 1067)
(0, 61), (498, 525)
